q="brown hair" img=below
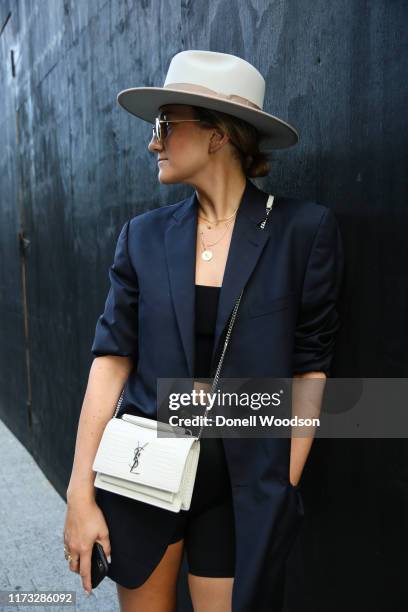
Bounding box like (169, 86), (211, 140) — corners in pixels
(192, 106), (271, 178)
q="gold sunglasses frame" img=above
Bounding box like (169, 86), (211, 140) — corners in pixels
(153, 117), (201, 143)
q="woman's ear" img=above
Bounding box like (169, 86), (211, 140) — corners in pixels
(208, 129), (230, 154)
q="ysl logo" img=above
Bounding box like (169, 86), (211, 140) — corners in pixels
(129, 441), (149, 474)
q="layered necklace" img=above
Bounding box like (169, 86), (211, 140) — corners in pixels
(198, 205), (239, 262)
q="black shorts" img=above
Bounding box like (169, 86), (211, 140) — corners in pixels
(95, 437), (235, 583)
(167, 436), (235, 577)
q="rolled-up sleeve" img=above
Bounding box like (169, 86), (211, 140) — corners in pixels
(293, 208), (344, 376)
(91, 220), (139, 361)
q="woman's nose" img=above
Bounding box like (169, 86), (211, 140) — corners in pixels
(148, 132), (163, 153)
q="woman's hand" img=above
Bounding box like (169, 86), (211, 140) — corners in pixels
(63, 356), (133, 593)
(289, 472), (302, 488)
(63, 494), (111, 594)
(289, 371), (327, 487)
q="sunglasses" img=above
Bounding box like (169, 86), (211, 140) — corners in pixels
(152, 116), (201, 143)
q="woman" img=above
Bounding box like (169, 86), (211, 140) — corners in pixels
(63, 50), (344, 612)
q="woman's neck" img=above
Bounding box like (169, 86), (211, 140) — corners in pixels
(192, 169), (247, 223)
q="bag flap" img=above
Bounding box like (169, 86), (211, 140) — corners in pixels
(93, 418), (197, 493)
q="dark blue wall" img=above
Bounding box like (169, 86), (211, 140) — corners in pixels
(1, 1), (407, 610)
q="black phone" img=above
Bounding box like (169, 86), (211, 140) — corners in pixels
(91, 541), (109, 589)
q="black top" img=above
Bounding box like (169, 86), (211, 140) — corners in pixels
(194, 284), (221, 379)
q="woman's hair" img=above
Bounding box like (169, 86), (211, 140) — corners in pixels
(192, 106), (271, 178)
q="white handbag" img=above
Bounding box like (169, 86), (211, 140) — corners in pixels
(93, 414), (201, 512)
(92, 195), (275, 513)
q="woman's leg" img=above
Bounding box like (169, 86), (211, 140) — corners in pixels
(188, 575), (234, 612)
(185, 437), (236, 611)
(116, 538), (184, 612)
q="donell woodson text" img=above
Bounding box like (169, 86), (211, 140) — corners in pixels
(168, 415), (320, 428)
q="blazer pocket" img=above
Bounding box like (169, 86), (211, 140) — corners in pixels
(248, 292), (296, 318)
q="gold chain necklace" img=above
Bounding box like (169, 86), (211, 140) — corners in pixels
(199, 219), (233, 262)
(198, 204), (240, 229)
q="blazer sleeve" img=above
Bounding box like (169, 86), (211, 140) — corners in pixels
(91, 220), (139, 361)
(292, 208), (344, 376)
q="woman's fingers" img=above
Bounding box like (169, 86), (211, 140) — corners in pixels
(69, 554), (80, 574)
(64, 534), (80, 574)
(97, 534), (112, 564)
(63, 505), (111, 593)
(79, 550), (93, 594)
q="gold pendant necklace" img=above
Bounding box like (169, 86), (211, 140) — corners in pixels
(199, 220), (233, 261)
(201, 249), (213, 262)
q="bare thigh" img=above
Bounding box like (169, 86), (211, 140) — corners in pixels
(188, 574), (234, 612)
(116, 539), (184, 612)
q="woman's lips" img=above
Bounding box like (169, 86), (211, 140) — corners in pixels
(158, 159), (168, 164)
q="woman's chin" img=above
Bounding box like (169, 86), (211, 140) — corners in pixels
(157, 170), (179, 185)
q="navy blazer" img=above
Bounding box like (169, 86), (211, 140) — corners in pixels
(91, 178), (344, 610)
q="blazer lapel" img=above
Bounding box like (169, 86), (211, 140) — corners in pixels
(165, 179), (277, 378)
(209, 180), (274, 374)
(165, 192), (198, 378)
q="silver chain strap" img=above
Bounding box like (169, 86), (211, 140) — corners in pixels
(113, 387), (125, 418)
(112, 194), (275, 431)
(194, 286), (243, 439)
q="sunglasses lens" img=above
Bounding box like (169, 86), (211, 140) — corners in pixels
(157, 118), (162, 141)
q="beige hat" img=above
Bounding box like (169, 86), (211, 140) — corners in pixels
(117, 50), (299, 150)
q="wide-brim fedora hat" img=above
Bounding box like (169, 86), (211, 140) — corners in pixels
(117, 50), (299, 150)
